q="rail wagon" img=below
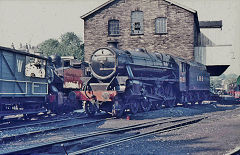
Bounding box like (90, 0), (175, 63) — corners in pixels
(0, 46), (49, 119)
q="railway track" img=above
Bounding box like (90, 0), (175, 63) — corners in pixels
(0, 115), (206, 155)
(69, 116), (204, 155)
(0, 114), (86, 131)
(0, 112), (85, 129)
(0, 114), (114, 142)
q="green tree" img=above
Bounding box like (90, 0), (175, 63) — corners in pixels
(210, 73), (238, 92)
(38, 32), (84, 61)
(38, 38), (60, 56)
(59, 32), (84, 61)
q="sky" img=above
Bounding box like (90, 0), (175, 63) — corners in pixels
(0, 0), (239, 74)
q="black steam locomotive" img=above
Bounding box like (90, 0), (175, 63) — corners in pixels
(71, 47), (210, 117)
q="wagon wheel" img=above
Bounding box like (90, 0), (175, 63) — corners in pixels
(204, 92), (209, 101)
(23, 114), (29, 120)
(140, 98), (152, 112)
(153, 86), (165, 110)
(181, 93), (189, 107)
(183, 102), (189, 107)
(164, 85), (176, 108)
(68, 99), (82, 112)
(187, 92), (195, 105)
(112, 95), (125, 117)
(83, 101), (97, 117)
(23, 114), (36, 120)
(196, 93), (202, 105)
(198, 93), (203, 104)
(128, 99), (139, 114)
(154, 100), (164, 110)
(156, 86), (165, 97)
(200, 92), (209, 104)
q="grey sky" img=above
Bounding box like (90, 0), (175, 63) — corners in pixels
(0, 0), (239, 74)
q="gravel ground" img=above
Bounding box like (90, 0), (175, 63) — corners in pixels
(81, 102), (240, 155)
(0, 116), (97, 139)
(1, 102), (240, 155)
(0, 114), (109, 153)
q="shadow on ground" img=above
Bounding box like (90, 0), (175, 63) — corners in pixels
(130, 101), (240, 120)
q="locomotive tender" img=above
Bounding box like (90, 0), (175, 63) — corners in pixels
(71, 47), (210, 117)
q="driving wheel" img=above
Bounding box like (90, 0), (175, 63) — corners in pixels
(83, 101), (97, 117)
(112, 95), (125, 117)
(140, 98), (152, 112)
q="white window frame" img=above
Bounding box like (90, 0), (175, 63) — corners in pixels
(155, 17), (167, 34)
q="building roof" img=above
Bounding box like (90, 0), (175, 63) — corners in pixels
(206, 65), (230, 76)
(165, 0), (196, 14)
(81, 0), (114, 19)
(199, 20), (222, 29)
(81, 0), (197, 19)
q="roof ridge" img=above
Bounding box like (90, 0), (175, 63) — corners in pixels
(81, 0), (115, 19)
(81, 0), (197, 19)
(164, 0), (196, 13)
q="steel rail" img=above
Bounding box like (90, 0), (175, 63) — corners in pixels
(69, 117), (205, 155)
(0, 115), (87, 131)
(0, 116), (115, 142)
(0, 116), (203, 155)
(0, 121), (10, 126)
(0, 116), (169, 142)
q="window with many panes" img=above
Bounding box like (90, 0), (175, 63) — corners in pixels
(131, 11), (144, 34)
(155, 17), (167, 34)
(108, 20), (120, 36)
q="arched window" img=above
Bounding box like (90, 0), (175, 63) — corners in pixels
(108, 20), (120, 36)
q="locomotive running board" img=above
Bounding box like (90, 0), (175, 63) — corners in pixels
(145, 94), (163, 100)
(132, 77), (178, 82)
(145, 94), (176, 101)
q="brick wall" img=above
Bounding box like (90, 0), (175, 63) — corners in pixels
(83, 0), (195, 61)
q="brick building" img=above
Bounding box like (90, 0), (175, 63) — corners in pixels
(81, 0), (201, 61)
